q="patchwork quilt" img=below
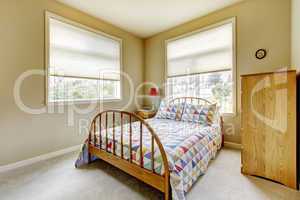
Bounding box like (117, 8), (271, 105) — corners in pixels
(155, 100), (185, 120)
(75, 118), (222, 200)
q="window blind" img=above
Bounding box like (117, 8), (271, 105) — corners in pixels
(167, 22), (233, 77)
(49, 18), (121, 80)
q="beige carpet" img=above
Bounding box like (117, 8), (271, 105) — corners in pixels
(0, 148), (299, 200)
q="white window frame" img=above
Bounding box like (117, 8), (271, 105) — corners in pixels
(45, 11), (123, 105)
(164, 17), (237, 116)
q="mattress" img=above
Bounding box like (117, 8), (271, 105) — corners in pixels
(76, 118), (222, 200)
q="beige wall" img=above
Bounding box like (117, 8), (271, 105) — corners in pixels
(292, 0), (300, 69)
(0, 0), (144, 165)
(145, 0), (291, 143)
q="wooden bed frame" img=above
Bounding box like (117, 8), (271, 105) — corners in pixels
(87, 97), (224, 200)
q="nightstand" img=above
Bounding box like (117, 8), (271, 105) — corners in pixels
(136, 109), (156, 119)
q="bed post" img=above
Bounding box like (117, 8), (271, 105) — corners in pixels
(87, 123), (92, 163)
(220, 116), (225, 147)
(164, 172), (170, 200)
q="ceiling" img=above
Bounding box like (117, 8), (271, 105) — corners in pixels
(57, 0), (243, 38)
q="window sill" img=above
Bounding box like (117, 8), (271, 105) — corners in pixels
(46, 98), (122, 106)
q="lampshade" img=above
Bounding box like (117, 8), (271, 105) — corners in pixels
(149, 87), (159, 96)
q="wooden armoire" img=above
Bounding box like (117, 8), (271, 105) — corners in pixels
(241, 70), (297, 189)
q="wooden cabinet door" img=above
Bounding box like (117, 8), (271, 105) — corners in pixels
(241, 71), (297, 189)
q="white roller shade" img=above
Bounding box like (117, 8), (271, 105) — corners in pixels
(49, 18), (121, 80)
(167, 22), (233, 77)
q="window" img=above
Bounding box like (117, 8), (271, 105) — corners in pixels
(46, 12), (122, 103)
(166, 19), (236, 114)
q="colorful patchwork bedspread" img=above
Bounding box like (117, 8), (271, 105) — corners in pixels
(75, 118), (222, 200)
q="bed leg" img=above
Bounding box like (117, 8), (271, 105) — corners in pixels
(88, 152), (91, 164)
(164, 175), (170, 200)
(220, 116), (225, 148)
(87, 127), (92, 164)
(164, 189), (169, 200)
(165, 186), (172, 200)
(87, 145), (92, 164)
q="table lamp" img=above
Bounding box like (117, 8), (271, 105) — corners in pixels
(149, 87), (160, 110)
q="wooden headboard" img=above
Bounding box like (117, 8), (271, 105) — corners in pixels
(168, 96), (212, 105)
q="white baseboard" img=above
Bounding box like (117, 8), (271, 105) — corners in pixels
(0, 145), (81, 173)
(224, 141), (242, 150)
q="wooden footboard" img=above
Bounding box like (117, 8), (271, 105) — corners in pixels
(87, 110), (170, 200)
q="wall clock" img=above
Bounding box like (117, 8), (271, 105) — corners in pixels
(255, 49), (267, 60)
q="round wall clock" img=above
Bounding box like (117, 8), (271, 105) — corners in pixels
(255, 49), (267, 60)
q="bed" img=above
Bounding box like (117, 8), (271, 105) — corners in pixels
(75, 97), (224, 200)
